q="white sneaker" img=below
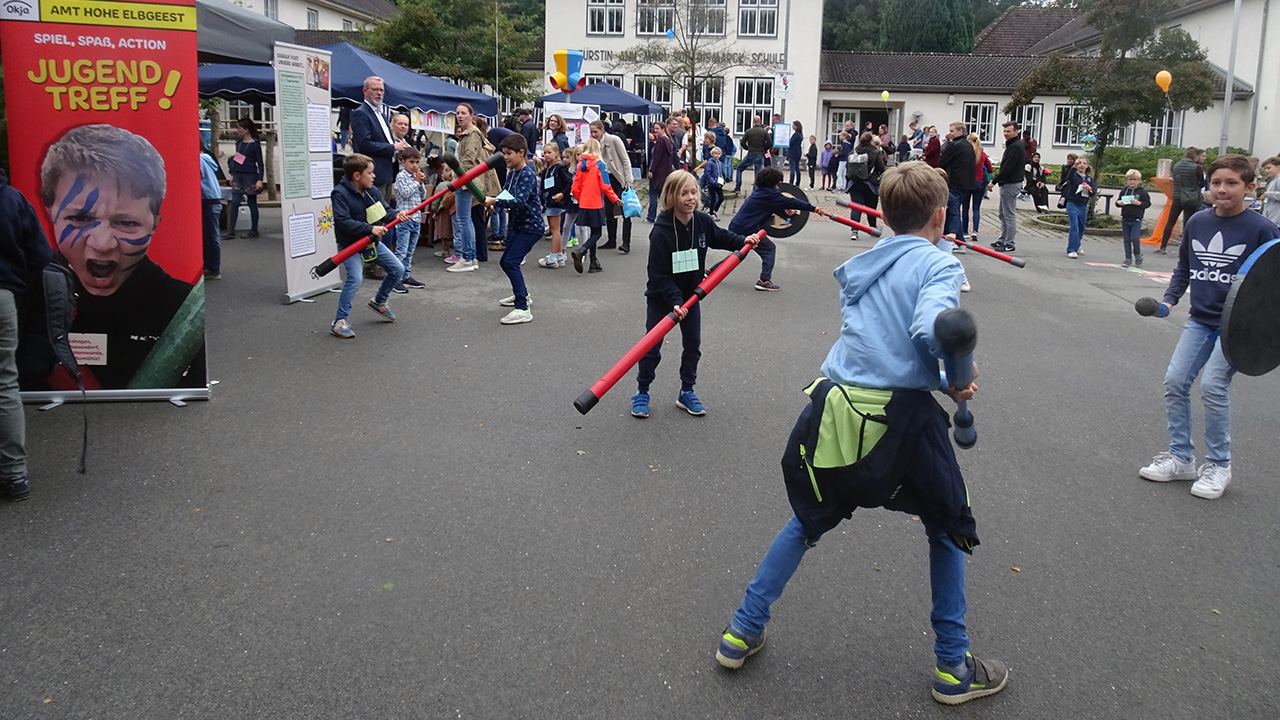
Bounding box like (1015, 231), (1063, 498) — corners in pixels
(960, 280), (971, 292)
(1190, 463), (1231, 499)
(1067, 251), (1078, 259)
(498, 294), (531, 307)
(446, 259), (477, 273)
(1139, 452), (1197, 482)
(537, 254), (565, 268)
(953, 243), (966, 254)
(500, 308), (533, 325)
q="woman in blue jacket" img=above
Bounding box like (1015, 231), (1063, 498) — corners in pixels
(787, 121), (803, 187)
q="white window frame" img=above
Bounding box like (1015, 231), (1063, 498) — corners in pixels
(1109, 123), (1135, 148)
(828, 110), (858, 145)
(588, 0), (625, 36)
(263, 0), (277, 20)
(342, 19), (353, 31)
(686, 77), (724, 124)
(962, 102), (998, 145)
(738, 0), (778, 38)
(636, 0), (676, 36)
(635, 75), (673, 113)
(1148, 109), (1184, 147)
(1053, 104), (1089, 147)
(1005, 104), (1042, 146)
(734, 77), (773, 134)
(305, 7), (318, 30)
(689, 0), (727, 36)
(584, 73), (623, 89)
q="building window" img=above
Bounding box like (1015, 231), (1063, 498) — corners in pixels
(687, 77), (724, 122)
(734, 77), (773, 134)
(224, 101), (274, 126)
(1109, 123), (1135, 148)
(635, 75), (672, 113)
(1148, 109), (1184, 146)
(1006, 104), (1042, 146)
(588, 0), (624, 35)
(584, 73), (623, 89)
(962, 102), (997, 145)
(1052, 104), (1089, 146)
(263, 0), (277, 20)
(690, 0), (727, 36)
(827, 110), (857, 144)
(738, 0), (778, 38)
(636, 0), (676, 36)
(306, 8), (318, 30)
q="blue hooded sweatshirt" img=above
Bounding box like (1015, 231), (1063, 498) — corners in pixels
(819, 234), (964, 391)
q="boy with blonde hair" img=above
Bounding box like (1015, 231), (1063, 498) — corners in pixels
(714, 162), (1008, 706)
(1117, 169), (1152, 267)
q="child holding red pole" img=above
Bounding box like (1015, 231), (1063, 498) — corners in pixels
(631, 171), (759, 418)
(714, 162), (1008, 706)
(329, 154), (408, 339)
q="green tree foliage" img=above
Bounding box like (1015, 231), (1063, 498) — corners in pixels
(878, 0), (973, 52)
(361, 0), (537, 102)
(823, 0), (882, 52)
(1009, 0), (1216, 215)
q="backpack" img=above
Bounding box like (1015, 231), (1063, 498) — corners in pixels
(847, 151), (871, 181)
(17, 262), (87, 473)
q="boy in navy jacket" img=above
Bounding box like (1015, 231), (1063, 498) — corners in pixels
(329, 154), (406, 339)
(484, 134), (544, 325)
(727, 167), (823, 292)
(715, 162), (1007, 707)
(1139, 155), (1280, 498)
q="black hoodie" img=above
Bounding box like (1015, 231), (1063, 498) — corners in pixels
(0, 170), (51, 295)
(646, 210), (747, 308)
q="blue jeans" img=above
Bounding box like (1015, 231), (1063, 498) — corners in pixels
(490, 208), (507, 239)
(647, 191), (660, 223)
(733, 153), (765, 191)
(1122, 218), (1143, 260)
(722, 157), (734, 183)
(452, 191), (476, 261)
(499, 227), (541, 310)
(946, 189), (964, 237)
(969, 181), (987, 233)
(1066, 202), (1087, 253)
(202, 199), (221, 274)
(787, 154), (801, 186)
(335, 241), (404, 322)
(394, 220), (421, 280)
(1164, 319), (1235, 465)
(731, 515), (969, 666)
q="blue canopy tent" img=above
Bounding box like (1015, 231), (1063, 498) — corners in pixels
(198, 42), (496, 116)
(538, 83), (662, 116)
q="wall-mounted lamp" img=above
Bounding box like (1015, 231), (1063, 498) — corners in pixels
(947, 94), (955, 105)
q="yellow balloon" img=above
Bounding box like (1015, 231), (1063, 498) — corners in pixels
(1156, 70), (1172, 93)
(881, 90), (890, 102)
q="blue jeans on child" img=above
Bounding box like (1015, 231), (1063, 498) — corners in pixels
(1122, 218), (1143, 261)
(1066, 202), (1087, 253)
(731, 514), (969, 666)
(490, 208), (507, 240)
(394, 220), (421, 279)
(452, 191), (476, 261)
(499, 228), (541, 311)
(1164, 319), (1236, 465)
(336, 241), (403, 321)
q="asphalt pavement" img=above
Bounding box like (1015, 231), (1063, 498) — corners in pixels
(2, 202), (1276, 719)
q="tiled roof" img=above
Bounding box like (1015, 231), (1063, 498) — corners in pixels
(820, 51), (1251, 99)
(973, 6), (1079, 56)
(323, 0), (398, 21)
(1022, 16), (1095, 56)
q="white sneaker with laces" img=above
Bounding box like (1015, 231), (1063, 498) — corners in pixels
(1139, 452), (1197, 482)
(446, 259), (477, 273)
(1067, 251), (1078, 259)
(500, 308), (533, 325)
(1190, 463), (1231, 499)
(499, 294), (531, 307)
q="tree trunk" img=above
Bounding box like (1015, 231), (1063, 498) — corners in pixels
(1089, 132), (1110, 221)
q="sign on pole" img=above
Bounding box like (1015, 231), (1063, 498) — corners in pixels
(774, 71), (795, 101)
(274, 42), (340, 303)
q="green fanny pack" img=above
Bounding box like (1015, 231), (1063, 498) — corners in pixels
(799, 378), (892, 473)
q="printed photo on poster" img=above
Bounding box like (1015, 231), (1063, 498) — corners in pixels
(307, 56), (330, 90)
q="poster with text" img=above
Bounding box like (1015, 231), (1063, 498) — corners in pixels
(274, 42), (339, 303)
(1, 0), (208, 398)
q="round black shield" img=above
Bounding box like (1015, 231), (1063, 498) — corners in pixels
(763, 183), (810, 238)
(1221, 239), (1280, 376)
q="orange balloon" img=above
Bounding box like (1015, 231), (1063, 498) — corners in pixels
(1156, 70), (1172, 93)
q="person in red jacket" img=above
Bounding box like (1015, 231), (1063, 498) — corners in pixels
(569, 138), (621, 274)
(922, 126), (941, 167)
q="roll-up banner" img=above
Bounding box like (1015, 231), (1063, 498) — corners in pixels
(2, 0), (209, 401)
(274, 41), (340, 303)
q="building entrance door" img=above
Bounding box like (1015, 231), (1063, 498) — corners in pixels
(827, 109), (858, 144)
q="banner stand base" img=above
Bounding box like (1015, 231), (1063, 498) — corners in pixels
(285, 280), (341, 304)
(21, 387), (213, 405)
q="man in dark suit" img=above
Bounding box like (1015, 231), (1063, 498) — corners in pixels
(350, 76), (409, 203)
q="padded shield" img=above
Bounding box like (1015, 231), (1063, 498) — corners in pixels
(764, 183), (811, 238)
(1220, 239), (1280, 376)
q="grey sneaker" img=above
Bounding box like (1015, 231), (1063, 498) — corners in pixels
(932, 653), (1009, 705)
(715, 626), (766, 669)
(1190, 463), (1231, 499)
(1139, 452), (1196, 482)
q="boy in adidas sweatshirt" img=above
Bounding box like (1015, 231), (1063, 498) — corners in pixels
(1139, 155), (1280, 499)
(714, 162), (1007, 707)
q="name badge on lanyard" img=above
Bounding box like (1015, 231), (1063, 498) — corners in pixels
(366, 201), (388, 224)
(671, 248), (699, 274)
(544, 176), (555, 189)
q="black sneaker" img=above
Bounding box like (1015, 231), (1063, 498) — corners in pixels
(2, 475), (30, 501)
(754, 279), (781, 292)
(571, 248), (586, 273)
(588, 258), (603, 273)
(599, 240), (618, 249)
(932, 653), (1009, 705)
(619, 244), (630, 254)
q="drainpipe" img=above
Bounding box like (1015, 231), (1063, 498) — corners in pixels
(780, 0), (791, 119)
(1248, 0), (1269, 152)
(1218, 0), (1242, 155)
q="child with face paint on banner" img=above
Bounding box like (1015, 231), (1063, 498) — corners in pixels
(38, 124), (206, 390)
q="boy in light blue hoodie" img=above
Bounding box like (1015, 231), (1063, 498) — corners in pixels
(714, 162), (1008, 706)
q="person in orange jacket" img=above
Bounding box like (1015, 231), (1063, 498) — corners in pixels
(569, 137), (622, 274)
